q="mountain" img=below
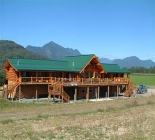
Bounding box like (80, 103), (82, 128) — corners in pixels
(99, 56), (155, 68)
(1, 40), (154, 69)
(26, 41), (81, 60)
(99, 58), (112, 64)
(26, 40), (154, 68)
(0, 40), (48, 69)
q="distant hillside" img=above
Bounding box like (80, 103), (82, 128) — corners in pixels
(99, 58), (112, 64)
(26, 41), (81, 60)
(0, 40), (48, 69)
(99, 56), (155, 68)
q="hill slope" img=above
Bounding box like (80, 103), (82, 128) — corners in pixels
(26, 41), (81, 60)
(0, 40), (48, 69)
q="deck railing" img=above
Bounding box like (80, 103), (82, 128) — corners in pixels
(19, 77), (129, 86)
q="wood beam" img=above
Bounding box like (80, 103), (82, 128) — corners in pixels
(108, 86), (109, 98)
(98, 86), (100, 99)
(36, 86), (38, 100)
(86, 86), (89, 101)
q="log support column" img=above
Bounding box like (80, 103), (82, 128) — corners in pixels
(117, 86), (119, 98)
(74, 87), (77, 103)
(108, 86), (110, 98)
(19, 85), (21, 100)
(95, 88), (98, 100)
(86, 86), (89, 102)
(35, 86), (38, 100)
(98, 86), (100, 99)
(61, 87), (64, 104)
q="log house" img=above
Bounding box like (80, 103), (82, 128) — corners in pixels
(4, 54), (133, 102)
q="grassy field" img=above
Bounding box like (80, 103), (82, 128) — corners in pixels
(0, 95), (155, 140)
(0, 74), (154, 139)
(130, 73), (155, 86)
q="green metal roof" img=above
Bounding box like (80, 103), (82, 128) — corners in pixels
(8, 59), (69, 71)
(101, 63), (130, 73)
(6, 55), (130, 74)
(63, 54), (95, 72)
(7, 54), (95, 72)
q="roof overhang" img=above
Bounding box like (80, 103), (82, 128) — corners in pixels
(4, 59), (18, 71)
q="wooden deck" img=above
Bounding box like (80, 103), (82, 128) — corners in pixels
(18, 77), (129, 86)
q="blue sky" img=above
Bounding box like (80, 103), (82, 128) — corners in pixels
(0, 0), (155, 61)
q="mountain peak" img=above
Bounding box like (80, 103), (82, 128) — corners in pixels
(124, 56), (139, 60)
(26, 41), (81, 60)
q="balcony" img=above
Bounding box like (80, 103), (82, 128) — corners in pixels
(18, 77), (129, 86)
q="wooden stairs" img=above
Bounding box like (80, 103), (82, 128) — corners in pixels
(124, 82), (136, 97)
(48, 81), (70, 103)
(7, 80), (24, 99)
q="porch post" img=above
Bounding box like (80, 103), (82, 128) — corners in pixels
(36, 86), (38, 100)
(19, 85), (21, 100)
(36, 71), (38, 78)
(95, 87), (97, 100)
(62, 87), (63, 104)
(48, 92), (50, 103)
(48, 85), (49, 102)
(86, 86), (89, 102)
(74, 87), (77, 103)
(117, 86), (118, 98)
(98, 86), (100, 99)
(19, 71), (22, 84)
(58, 95), (60, 103)
(108, 86), (109, 98)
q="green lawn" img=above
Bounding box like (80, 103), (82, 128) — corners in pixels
(130, 73), (155, 86)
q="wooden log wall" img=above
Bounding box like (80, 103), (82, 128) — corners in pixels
(6, 67), (18, 81)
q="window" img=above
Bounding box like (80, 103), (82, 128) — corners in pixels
(85, 72), (89, 78)
(89, 87), (93, 93)
(80, 73), (84, 78)
(23, 72), (26, 77)
(38, 72), (42, 77)
(81, 88), (86, 93)
(90, 72), (93, 78)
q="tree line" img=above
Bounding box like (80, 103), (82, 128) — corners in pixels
(125, 66), (155, 74)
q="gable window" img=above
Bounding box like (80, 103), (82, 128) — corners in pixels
(90, 72), (93, 78)
(85, 72), (89, 78)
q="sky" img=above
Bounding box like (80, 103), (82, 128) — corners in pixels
(0, 0), (155, 61)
